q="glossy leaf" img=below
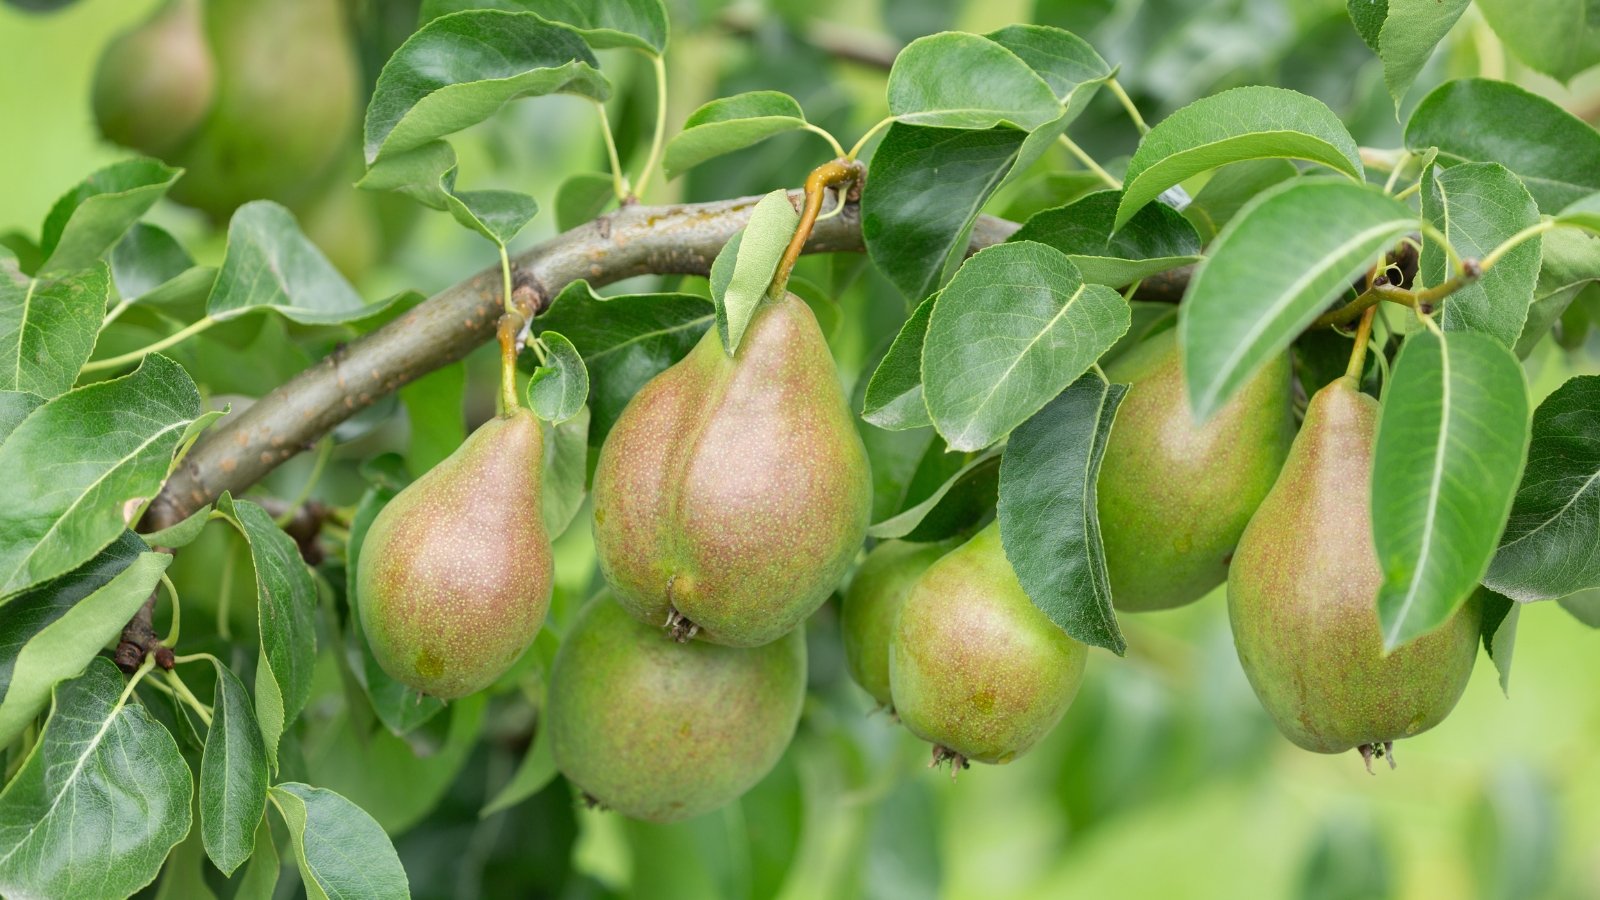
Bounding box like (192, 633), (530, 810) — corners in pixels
(709, 190), (799, 354)
(868, 447), (1002, 540)
(1405, 79), (1600, 212)
(0, 658), (192, 899)
(924, 242), (1128, 451)
(207, 201), (386, 324)
(554, 171), (614, 231)
(0, 533), (167, 746)
(1373, 0), (1470, 108)
(1115, 86), (1363, 230)
(984, 24), (1112, 109)
(527, 331), (588, 423)
(1475, 0), (1600, 83)
(1372, 329), (1531, 649)
(364, 10), (609, 164)
(540, 405), (589, 538)
(861, 293), (936, 431)
(37, 157), (182, 275)
(111, 223), (195, 303)
(1179, 180), (1415, 422)
(420, 0), (669, 53)
(1484, 375), (1600, 601)
(0, 261), (107, 399)
(200, 659), (269, 876)
(360, 140), (541, 245)
(665, 92), (813, 179)
(215, 493), (317, 768)
(1421, 162), (1542, 347)
(887, 31), (1061, 130)
(269, 783), (410, 900)
(997, 372), (1127, 654)
(1009, 189), (1203, 286)
(0, 353), (199, 595)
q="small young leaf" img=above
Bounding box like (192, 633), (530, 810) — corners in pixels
(997, 372), (1127, 655)
(207, 201), (387, 324)
(1372, 329), (1531, 650)
(1179, 180), (1415, 422)
(554, 171), (615, 230)
(0, 261), (108, 399)
(1115, 86), (1363, 230)
(0, 658), (192, 900)
(1475, 0), (1600, 84)
(1009, 189), (1203, 287)
(924, 242), (1129, 451)
(269, 783), (410, 900)
(200, 659), (270, 876)
(527, 331), (589, 423)
(1373, 0), (1470, 109)
(1484, 375), (1600, 601)
(665, 92), (813, 179)
(868, 447), (1002, 541)
(37, 157), (182, 275)
(1405, 79), (1600, 212)
(887, 31), (1062, 130)
(861, 293), (936, 431)
(420, 0), (669, 54)
(359, 140), (540, 245)
(1421, 162), (1542, 347)
(1478, 588), (1518, 695)
(0, 353), (200, 595)
(710, 190), (799, 355)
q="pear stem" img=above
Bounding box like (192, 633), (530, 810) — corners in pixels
(1345, 305), (1377, 381)
(771, 159), (864, 298)
(495, 244), (525, 415)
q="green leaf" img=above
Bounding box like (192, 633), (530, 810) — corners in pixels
(1421, 162), (1542, 347)
(861, 293), (936, 431)
(1179, 180), (1415, 422)
(1181, 159), (1299, 240)
(1009, 189), (1203, 287)
(665, 92), (813, 179)
(1479, 588), (1518, 695)
(359, 141), (541, 245)
(0, 534), (168, 746)
(364, 10), (609, 164)
(1405, 79), (1600, 212)
(924, 242), (1129, 451)
(37, 157), (182, 275)
(710, 190), (799, 354)
(269, 783), (410, 900)
(554, 172), (615, 231)
(868, 447), (1002, 540)
(479, 723), (555, 817)
(527, 331), (588, 423)
(1372, 329), (1531, 650)
(207, 201), (387, 325)
(530, 280), (711, 441)
(215, 493), (317, 768)
(0, 390), (43, 444)
(1518, 226), (1600, 355)
(200, 659), (269, 876)
(0, 353), (200, 595)
(1484, 375), (1600, 602)
(887, 31), (1062, 130)
(111, 223), (195, 303)
(1347, 0), (1386, 51)
(1374, 0), (1470, 109)
(1115, 86), (1363, 230)
(997, 372), (1127, 654)
(420, 0), (669, 53)
(0, 658), (192, 899)
(140, 505), (213, 550)
(0, 261), (108, 399)
(398, 363), (465, 476)
(1555, 191), (1600, 233)
(984, 24), (1112, 109)
(540, 405), (589, 538)
(235, 818), (279, 900)
(1475, 0), (1600, 83)
(1560, 588), (1600, 627)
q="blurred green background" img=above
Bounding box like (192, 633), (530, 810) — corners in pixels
(4, 0), (1599, 898)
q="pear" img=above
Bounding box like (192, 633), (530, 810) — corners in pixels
(1098, 328), (1294, 611)
(591, 293), (872, 647)
(547, 594), (806, 823)
(889, 524), (1087, 767)
(1228, 378), (1480, 758)
(841, 539), (956, 707)
(92, 0), (215, 157)
(356, 408), (553, 699)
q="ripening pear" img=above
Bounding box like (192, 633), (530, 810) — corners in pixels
(890, 524), (1087, 767)
(841, 539), (956, 707)
(591, 293), (871, 647)
(548, 594), (806, 823)
(91, 0), (215, 157)
(1099, 328), (1294, 611)
(1228, 378), (1480, 757)
(356, 408), (553, 699)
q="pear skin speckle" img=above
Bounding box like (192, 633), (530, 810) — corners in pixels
(841, 539), (959, 707)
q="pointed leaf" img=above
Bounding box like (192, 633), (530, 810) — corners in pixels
(207, 201), (387, 325)
(1375, 0), (1470, 109)
(1179, 180), (1415, 422)
(1479, 588), (1519, 695)
(861, 293), (936, 431)
(1372, 329), (1531, 649)
(665, 91), (813, 179)
(200, 659), (269, 876)
(38, 158), (182, 275)
(997, 372), (1127, 654)
(1421, 162), (1542, 347)
(1347, 0), (1387, 51)
(269, 783), (410, 900)
(527, 330), (588, 423)
(868, 447), (1002, 540)
(0, 658), (192, 900)
(0, 261), (107, 399)
(1115, 86), (1363, 230)
(1009, 189), (1203, 287)
(887, 32), (1062, 130)
(709, 190), (799, 354)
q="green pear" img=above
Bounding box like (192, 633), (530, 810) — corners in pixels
(889, 524), (1087, 767)
(356, 408), (553, 699)
(841, 539), (956, 707)
(1099, 328), (1294, 611)
(548, 594), (806, 823)
(591, 293), (872, 647)
(1228, 378), (1480, 758)
(92, 0), (215, 157)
